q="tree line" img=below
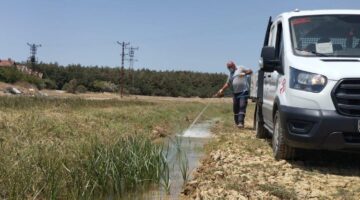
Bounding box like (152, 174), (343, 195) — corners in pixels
(27, 63), (227, 97)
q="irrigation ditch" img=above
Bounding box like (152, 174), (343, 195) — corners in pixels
(121, 103), (216, 199)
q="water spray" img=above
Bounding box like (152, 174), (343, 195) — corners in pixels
(186, 103), (210, 131)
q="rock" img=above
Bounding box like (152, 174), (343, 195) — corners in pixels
(195, 190), (202, 200)
(182, 180), (200, 196)
(274, 160), (287, 166)
(309, 189), (323, 198)
(188, 180), (199, 186)
(183, 186), (195, 196)
(6, 87), (21, 95)
(212, 151), (222, 161)
(213, 171), (225, 179)
(238, 194), (248, 200)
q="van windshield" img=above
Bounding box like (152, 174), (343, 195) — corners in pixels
(290, 15), (360, 57)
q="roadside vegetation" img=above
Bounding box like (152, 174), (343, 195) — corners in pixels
(0, 96), (226, 199)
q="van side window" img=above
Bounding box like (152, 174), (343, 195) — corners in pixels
(279, 32), (284, 66)
(269, 25), (277, 46)
(275, 23), (283, 58)
(275, 23), (284, 72)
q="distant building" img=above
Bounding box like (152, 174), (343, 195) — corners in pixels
(0, 58), (43, 78)
(0, 58), (15, 67)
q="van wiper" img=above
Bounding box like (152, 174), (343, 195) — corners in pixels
(295, 48), (330, 57)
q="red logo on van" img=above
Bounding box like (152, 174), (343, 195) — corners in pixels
(291, 18), (311, 25)
(280, 79), (286, 94)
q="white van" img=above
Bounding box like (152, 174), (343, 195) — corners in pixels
(251, 10), (360, 160)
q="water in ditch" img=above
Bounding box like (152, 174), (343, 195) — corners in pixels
(123, 119), (216, 200)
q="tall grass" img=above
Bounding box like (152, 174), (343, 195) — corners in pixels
(179, 152), (190, 184)
(77, 136), (164, 198)
(159, 153), (171, 195)
(0, 135), (166, 199)
(0, 96), (228, 199)
(171, 136), (190, 184)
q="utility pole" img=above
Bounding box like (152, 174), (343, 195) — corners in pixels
(128, 46), (139, 87)
(116, 41), (130, 98)
(27, 43), (41, 68)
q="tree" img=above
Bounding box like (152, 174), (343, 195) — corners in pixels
(33, 62), (227, 97)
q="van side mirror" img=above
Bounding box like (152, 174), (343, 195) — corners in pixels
(261, 46), (281, 73)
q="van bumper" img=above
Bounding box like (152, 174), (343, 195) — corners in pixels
(279, 105), (360, 150)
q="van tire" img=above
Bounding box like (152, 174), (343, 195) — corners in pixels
(255, 104), (268, 139)
(272, 111), (295, 160)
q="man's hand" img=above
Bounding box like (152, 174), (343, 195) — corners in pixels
(214, 89), (224, 98)
(239, 69), (252, 77)
(214, 83), (228, 97)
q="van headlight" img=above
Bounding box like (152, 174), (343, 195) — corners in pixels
(290, 67), (327, 93)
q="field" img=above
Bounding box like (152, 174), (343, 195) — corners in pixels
(0, 96), (229, 199)
(3, 95), (360, 200)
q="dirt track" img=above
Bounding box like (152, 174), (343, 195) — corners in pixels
(41, 89), (232, 103)
(0, 82), (232, 104)
(183, 106), (360, 200)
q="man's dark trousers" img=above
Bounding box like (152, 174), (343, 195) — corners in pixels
(233, 91), (249, 125)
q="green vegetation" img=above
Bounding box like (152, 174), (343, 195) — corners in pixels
(0, 67), (45, 89)
(92, 80), (117, 92)
(1, 63), (227, 97)
(179, 152), (190, 184)
(35, 62), (227, 97)
(0, 96), (226, 199)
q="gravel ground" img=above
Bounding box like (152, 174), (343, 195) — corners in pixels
(182, 106), (360, 200)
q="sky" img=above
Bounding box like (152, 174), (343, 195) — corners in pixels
(1, 0), (359, 73)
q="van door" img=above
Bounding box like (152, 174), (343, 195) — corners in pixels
(269, 22), (283, 103)
(257, 17), (272, 100)
(256, 17), (272, 130)
(262, 23), (278, 127)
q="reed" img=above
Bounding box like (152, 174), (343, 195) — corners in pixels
(179, 152), (190, 184)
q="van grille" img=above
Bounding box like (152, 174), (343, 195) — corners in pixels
(333, 79), (360, 116)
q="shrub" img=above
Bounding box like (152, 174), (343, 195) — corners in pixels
(23, 75), (45, 90)
(92, 80), (117, 92)
(62, 83), (70, 92)
(44, 79), (57, 89)
(62, 79), (78, 93)
(0, 67), (23, 83)
(0, 66), (46, 89)
(76, 85), (87, 93)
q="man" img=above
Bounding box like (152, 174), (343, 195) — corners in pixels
(216, 61), (252, 128)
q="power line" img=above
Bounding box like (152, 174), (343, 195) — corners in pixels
(116, 41), (130, 98)
(27, 43), (41, 67)
(128, 46), (139, 69)
(128, 46), (139, 88)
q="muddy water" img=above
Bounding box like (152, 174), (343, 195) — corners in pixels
(125, 120), (215, 200)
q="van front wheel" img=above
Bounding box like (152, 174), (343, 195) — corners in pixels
(272, 111), (295, 160)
